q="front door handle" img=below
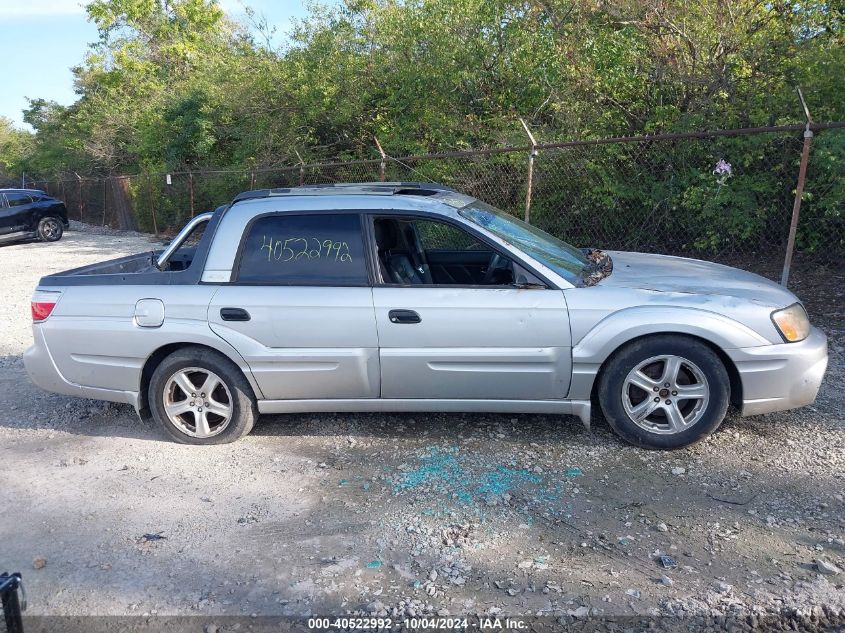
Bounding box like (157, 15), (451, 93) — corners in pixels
(388, 309), (421, 324)
(220, 307), (250, 322)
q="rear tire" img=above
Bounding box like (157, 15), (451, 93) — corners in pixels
(37, 216), (63, 242)
(149, 347), (258, 445)
(597, 335), (730, 449)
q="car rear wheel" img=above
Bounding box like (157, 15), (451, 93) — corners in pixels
(149, 347), (257, 444)
(597, 335), (730, 449)
(37, 216), (63, 242)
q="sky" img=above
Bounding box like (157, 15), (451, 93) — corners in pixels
(0, 0), (323, 129)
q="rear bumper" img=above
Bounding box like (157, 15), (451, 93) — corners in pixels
(727, 327), (829, 417)
(24, 327), (141, 410)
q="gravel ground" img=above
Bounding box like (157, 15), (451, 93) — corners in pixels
(1, 224), (843, 631)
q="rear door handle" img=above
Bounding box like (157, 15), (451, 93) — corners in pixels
(220, 307), (250, 322)
(388, 309), (421, 324)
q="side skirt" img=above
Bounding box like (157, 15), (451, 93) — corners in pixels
(0, 231), (36, 243)
(257, 398), (592, 428)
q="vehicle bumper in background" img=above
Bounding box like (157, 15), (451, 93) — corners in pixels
(727, 326), (829, 417)
(24, 327), (142, 410)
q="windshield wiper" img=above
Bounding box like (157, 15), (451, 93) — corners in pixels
(511, 281), (547, 289)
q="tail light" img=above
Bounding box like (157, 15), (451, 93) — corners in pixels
(31, 289), (61, 322)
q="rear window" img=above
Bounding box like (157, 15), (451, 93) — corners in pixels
(237, 214), (368, 285)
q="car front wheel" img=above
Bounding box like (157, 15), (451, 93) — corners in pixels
(149, 347), (258, 444)
(597, 335), (730, 449)
(37, 216), (63, 242)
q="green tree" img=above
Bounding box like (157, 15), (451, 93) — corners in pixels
(0, 117), (33, 183)
(11, 0), (844, 252)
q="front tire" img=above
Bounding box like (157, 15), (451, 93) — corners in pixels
(149, 347), (258, 445)
(37, 216), (63, 242)
(597, 335), (730, 449)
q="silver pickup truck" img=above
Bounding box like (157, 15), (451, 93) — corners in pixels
(24, 183), (828, 449)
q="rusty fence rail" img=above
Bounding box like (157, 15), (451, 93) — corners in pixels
(20, 122), (845, 287)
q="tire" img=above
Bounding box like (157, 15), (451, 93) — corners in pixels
(148, 347), (258, 445)
(597, 335), (730, 450)
(37, 216), (63, 242)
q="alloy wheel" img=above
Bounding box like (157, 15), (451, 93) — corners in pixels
(621, 355), (710, 435)
(162, 367), (233, 438)
(42, 219), (60, 239)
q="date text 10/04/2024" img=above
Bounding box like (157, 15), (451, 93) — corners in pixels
(260, 235), (353, 263)
(306, 617), (530, 630)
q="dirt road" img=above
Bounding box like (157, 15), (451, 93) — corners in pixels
(1, 225), (843, 630)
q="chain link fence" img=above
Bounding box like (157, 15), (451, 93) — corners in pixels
(22, 123), (845, 286)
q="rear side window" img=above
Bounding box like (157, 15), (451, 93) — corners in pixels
(237, 214), (368, 285)
(5, 193), (32, 207)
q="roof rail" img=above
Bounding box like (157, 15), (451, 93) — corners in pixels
(0, 188), (45, 194)
(231, 182), (455, 203)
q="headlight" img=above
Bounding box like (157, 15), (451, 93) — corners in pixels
(771, 303), (810, 342)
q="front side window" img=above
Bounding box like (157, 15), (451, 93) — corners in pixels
(5, 193), (32, 207)
(416, 220), (484, 251)
(459, 200), (591, 285)
(373, 216), (518, 286)
(238, 214), (368, 285)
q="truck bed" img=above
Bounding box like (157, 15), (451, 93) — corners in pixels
(38, 249), (200, 286)
(37, 210), (220, 287)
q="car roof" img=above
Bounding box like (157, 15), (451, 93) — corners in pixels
(204, 181), (573, 289)
(231, 182), (455, 202)
(226, 182), (477, 217)
(0, 188), (47, 195)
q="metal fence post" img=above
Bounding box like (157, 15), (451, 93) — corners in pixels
(519, 118), (538, 224)
(374, 137), (386, 182)
(0, 572), (25, 633)
(147, 173), (159, 235)
(102, 178), (108, 226)
(188, 170), (195, 217)
(295, 150), (305, 186)
(781, 89), (814, 287)
(74, 172), (85, 222)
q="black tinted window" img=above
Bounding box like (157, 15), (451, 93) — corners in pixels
(5, 193), (32, 207)
(238, 214), (368, 285)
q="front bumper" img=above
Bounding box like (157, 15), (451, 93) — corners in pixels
(727, 326), (829, 417)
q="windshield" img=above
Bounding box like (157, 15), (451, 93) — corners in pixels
(459, 200), (591, 285)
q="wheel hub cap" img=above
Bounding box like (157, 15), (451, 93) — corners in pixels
(622, 355), (710, 435)
(163, 367), (233, 438)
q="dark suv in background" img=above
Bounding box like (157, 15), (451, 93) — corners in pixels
(0, 189), (69, 244)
